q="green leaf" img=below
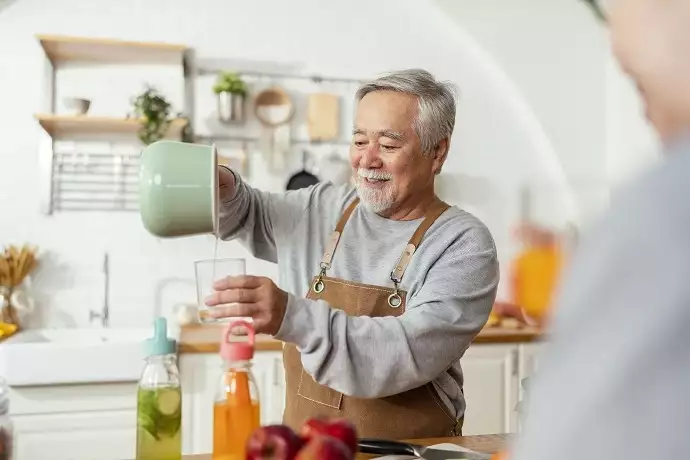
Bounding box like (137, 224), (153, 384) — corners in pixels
(213, 71), (248, 95)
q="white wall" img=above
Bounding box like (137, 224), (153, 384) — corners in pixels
(605, 57), (661, 188)
(435, 0), (661, 216)
(0, 0), (586, 329)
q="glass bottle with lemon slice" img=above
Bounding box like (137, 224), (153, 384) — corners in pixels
(136, 317), (182, 460)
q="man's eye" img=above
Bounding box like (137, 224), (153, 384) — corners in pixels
(380, 145), (397, 151)
(353, 140), (367, 147)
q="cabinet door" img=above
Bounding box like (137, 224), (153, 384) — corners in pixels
(13, 411), (136, 460)
(518, 343), (541, 397)
(460, 344), (520, 435)
(251, 351), (285, 425)
(266, 352), (286, 424)
(516, 343), (542, 432)
(180, 353), (220, 455)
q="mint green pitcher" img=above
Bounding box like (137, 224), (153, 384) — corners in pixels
(139, 140), (219, 238)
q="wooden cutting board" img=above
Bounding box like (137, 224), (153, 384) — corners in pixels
(307, 92), (340, 141)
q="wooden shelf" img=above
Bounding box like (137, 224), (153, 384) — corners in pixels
(34, 114), (188, 139)
(36, 34), (187, 65)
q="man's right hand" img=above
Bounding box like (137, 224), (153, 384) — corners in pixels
(218, 166), (236, 201)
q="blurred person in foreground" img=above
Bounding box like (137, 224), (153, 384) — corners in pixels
(508, 0), (690, 459)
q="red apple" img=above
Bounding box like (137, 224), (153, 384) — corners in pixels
(323, 418), (358, 455)
(295, 435), (352, 460)
(246, 424), (305, 460)
(299, 417), (329, 442)
(299, 417), (357, 456)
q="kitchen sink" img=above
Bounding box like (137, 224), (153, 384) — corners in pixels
(0, 327), (168, 386)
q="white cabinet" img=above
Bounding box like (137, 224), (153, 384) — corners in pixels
(518, 343), (541, 394)
(13, 411), (136, 460)
(179, 350), (286, 455)
(515, 343), (541, 432)
(9, 382), (138, 460)
(460, 344), (520, 436)
(459, 342), (543, 436)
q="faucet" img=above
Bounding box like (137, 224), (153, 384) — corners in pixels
(89, 253), (110, 328)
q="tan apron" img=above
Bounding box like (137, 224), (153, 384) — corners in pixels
(282, 197), (464, 439)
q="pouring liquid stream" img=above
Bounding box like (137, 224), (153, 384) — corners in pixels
(212, 234), (219, 283)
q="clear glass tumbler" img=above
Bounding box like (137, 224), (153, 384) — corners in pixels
(195, 258), (246, 323)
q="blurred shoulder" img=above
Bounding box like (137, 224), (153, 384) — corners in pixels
(601, 145), (690, 237)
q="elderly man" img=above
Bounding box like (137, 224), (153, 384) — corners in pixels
(205, 69), (500, 438)
(510, 0), (690, 459)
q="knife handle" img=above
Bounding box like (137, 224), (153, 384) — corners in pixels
(358, 438), (417, 456)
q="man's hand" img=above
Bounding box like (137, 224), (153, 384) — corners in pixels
(204, 275), (288, 335)
(218, 166), (236, 201)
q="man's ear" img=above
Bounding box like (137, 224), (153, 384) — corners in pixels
(432, 138), (449, 175)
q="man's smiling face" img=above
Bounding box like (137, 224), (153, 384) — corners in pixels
(350, 90), (444, 218)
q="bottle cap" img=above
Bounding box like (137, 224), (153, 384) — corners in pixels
(145, 317), (177, 356)
(220, 320), (255, 361)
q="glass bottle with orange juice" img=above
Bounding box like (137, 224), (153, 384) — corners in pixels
(510, 186), (565, 325)
(213, 320), (261, 460)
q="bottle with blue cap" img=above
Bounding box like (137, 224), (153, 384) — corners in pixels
(136, 317), (181, 460)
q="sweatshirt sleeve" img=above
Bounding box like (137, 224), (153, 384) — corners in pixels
(217, 168), (316, 263)
(273, 224), (500, 398)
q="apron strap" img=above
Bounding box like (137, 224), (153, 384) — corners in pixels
(320, 198), (360, 269)
(318, 197), (449, 286)
(390, 200), (450, 284)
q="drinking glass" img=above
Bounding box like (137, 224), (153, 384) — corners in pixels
(195, 258), (247, 323)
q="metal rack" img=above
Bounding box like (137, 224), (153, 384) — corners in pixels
(51, 151), (140, 212)
(195, 134), (351, 147)
(195, 66), (366, 85)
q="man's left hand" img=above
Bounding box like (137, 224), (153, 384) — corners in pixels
(204, 275), (288, 335)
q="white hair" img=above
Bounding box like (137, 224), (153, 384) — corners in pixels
(354, 69), (459, 155)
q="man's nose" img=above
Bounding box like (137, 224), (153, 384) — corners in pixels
(358, 144), (381, 168)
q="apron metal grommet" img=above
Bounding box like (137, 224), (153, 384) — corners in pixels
(313, 280), (325, 293)
(387, 293), (402, 308)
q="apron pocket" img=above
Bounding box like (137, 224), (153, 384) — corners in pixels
(297, 369), (343, 409)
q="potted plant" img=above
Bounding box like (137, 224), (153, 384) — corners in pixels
(131, 85), (174, 145)
(213, 71), (248, 124)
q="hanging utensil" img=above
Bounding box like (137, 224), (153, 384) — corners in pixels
(254, 86), (295, 172)
(286, 150), (319, 190)
(318, 149), (351, 185)
(307, 92), (340, 141)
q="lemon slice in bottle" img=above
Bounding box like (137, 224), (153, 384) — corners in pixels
(156, 388), (181, 416)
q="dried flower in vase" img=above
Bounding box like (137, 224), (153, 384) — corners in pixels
(0, 244), (39, 330)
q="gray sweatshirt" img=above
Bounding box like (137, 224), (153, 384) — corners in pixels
(218, 172), (500, 418)
(511, 139), (690, 460)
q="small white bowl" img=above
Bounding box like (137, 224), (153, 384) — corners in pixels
(64, 97), (91, 115)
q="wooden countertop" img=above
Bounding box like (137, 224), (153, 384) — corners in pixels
(178, 322), (542, 354)
(181, 433), (510, 459)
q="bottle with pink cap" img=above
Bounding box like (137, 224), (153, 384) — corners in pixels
(212, 320), (261, 460)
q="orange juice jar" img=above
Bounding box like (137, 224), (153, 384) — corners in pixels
(511, 238), (563, 322)
(212, 320), (261, 460)
(510, 186), (565, 325)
